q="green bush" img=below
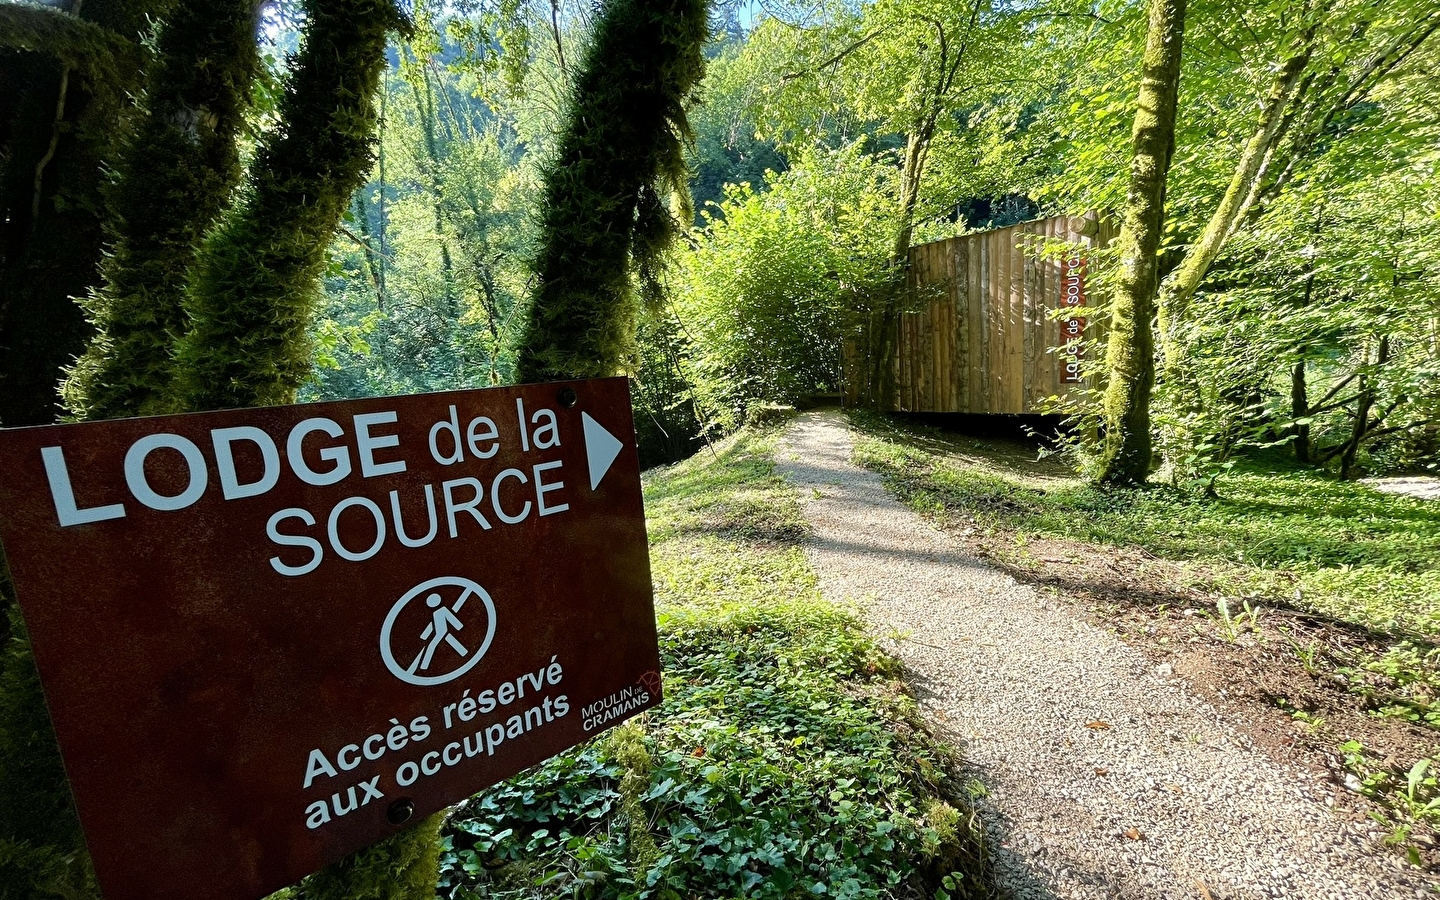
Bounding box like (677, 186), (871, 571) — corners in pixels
(672, 145), (894, 432)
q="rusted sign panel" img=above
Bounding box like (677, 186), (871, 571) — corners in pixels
(0, 378), (660, 900)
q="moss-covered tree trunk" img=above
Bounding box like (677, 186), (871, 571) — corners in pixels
(63, 0), (262, 420)
(172, 0), (400, 410)
(1151, 35), (1313, 478)
(0, 6), (172, 896)
(165, 2), (444, 893)
(169, 0), (398, 409)
(1, 2), (447, 896)
(0, 0), (165, 428)
(1155, 37), (1314, 359)
(513, 0), (709, 383)
(1093, 0), (1187, 486)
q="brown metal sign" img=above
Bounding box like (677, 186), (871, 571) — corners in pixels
(0, 377), (660, 900)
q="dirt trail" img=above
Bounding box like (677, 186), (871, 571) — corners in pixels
(1365, 477), (1440, 501)
(777, 410), (1428, 900)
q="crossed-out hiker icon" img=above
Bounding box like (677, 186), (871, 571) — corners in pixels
(381, 576), (497, 686)
(409, 591), (470, 676)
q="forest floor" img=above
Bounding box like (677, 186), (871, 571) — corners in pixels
(778, 410), (1435, 900)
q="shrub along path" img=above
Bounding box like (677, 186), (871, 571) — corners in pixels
(777, 411), (1426, 900)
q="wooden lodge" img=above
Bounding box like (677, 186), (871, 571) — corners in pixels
(846, 213), (1115, 414)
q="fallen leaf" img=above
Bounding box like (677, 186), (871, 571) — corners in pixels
(1094, 767), (1109, 776)
(1124, 828), (1142, 840)
(1085, 721), (1112, 730)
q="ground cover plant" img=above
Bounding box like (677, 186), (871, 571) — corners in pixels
(848, 410), (1440, 860)
(436, 428), (989, 899)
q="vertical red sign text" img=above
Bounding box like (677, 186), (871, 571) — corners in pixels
(1060, 255), (1088, 384)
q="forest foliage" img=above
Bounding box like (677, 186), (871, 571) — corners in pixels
(0, 0), (1437, 895)
(291, 0), (1438, 477)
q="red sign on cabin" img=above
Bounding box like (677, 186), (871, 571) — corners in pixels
(0, 378), (660, 900)
(1060, 254), (1088, 384)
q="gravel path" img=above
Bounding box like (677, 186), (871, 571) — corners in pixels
(1364, 477), (1440, 501)
(777, 411), (1429, 900)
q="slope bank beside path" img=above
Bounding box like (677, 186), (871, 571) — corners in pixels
(777, 410), (1428, 900)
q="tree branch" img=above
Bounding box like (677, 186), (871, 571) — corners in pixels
(781, 28), (886, 82)
(0, 2), (140, 86)
(1261, 13), (1440, 204)
(1300, 392), (1361, 419)
(1026, 10), (1117, 26)
(1313, 371), (1358, 408)
(1158, 28), (1315, 339)
(1363, 419), (1437, 443)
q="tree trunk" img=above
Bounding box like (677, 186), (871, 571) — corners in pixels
(1289, 221), (1319, 464)
(1146, 31), (1319, 478)
(1151, 33), (1315, 480)
(63, 0), (262, 421)
(0, 7), (167, 899)
(163, 2), (448, 896)
(1291, 359), (1310, 463)
(868, 121), (936, 410)
(1340, 335), (1389, 479)
(0, 0), (162, 427)
(514, 0), (709, 383)
(353, 191), (384, 307)
(1093, 0), (1187, 486)
(172, 0), (403, 410)
(1156, 36), (1313, 357)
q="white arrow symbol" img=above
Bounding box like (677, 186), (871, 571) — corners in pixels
(581, 412), (624, 491)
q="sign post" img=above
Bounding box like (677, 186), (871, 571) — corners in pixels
(0, 377), (661, 900)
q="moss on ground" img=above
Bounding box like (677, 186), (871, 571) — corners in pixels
(296, 813), (444, 900)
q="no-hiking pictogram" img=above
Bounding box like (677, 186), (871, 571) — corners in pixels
(380, 576), (497, 686)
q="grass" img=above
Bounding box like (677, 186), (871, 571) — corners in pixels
(848, 411), (1440, 638)
(438, 428), (989, 899)
(847, 410), (1440, 855)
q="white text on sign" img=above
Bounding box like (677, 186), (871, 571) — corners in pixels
(36, 398), (623, 578)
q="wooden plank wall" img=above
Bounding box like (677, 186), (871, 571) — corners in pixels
(891, 213), (1112, 414)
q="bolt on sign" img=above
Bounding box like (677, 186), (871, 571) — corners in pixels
(1060, 254), (1088, 384)
(0, 378), (661, 900)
